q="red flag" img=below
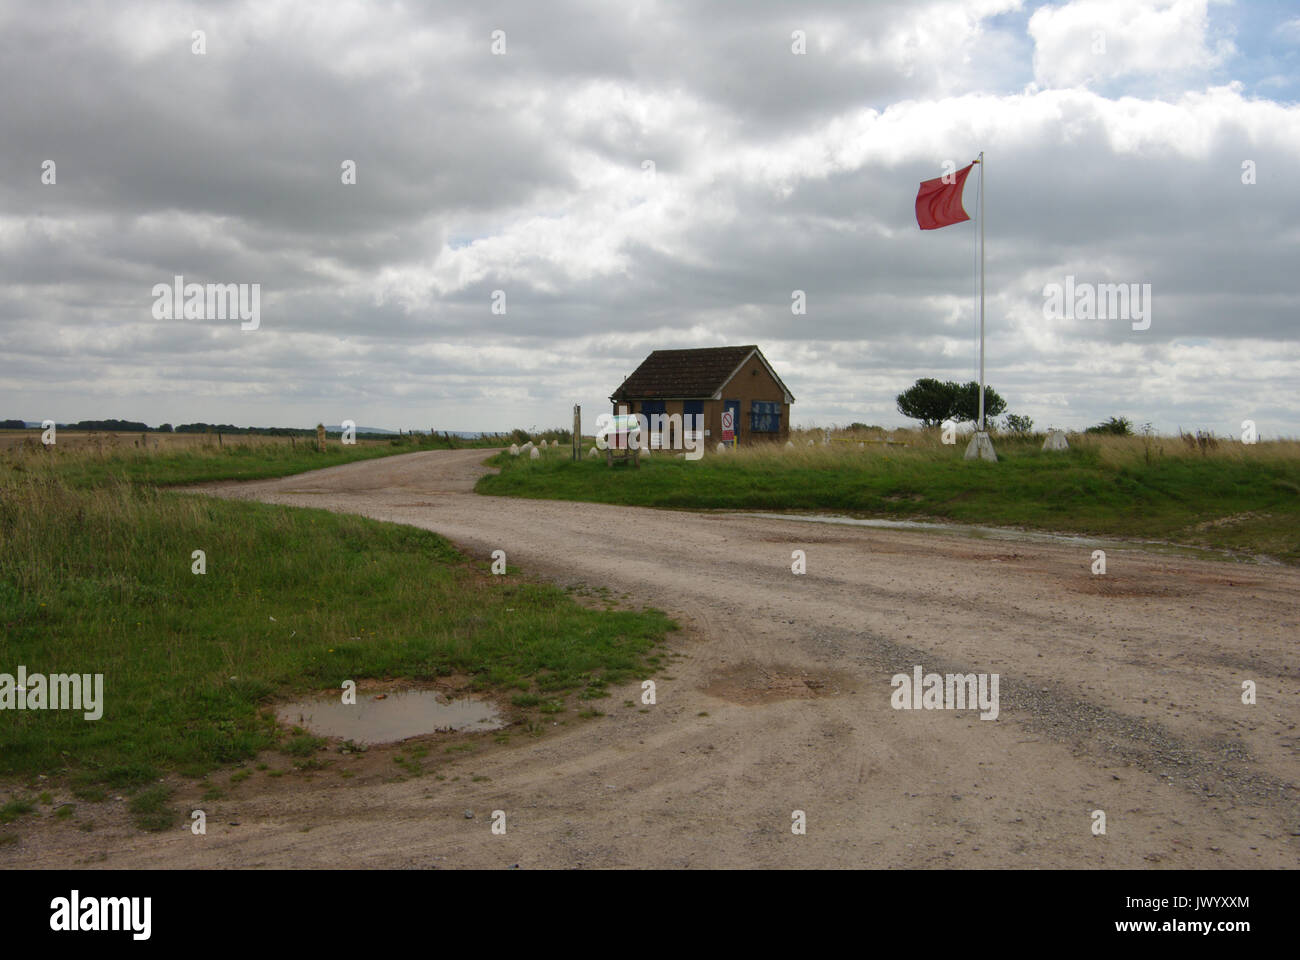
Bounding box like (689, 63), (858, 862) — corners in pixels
(915, 163), (974, 230)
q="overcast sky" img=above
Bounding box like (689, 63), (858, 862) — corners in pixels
(3, 0), (1298, 435)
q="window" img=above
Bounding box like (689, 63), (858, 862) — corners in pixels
(641, 400), (666, 448)
(750, 401), (780, 433)
(683, 401), (704, 444)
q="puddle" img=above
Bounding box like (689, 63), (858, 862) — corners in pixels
(703, 662), (845, 705)
(735, 512), (1100, 544)
(731, 512), (1245, 560)
(277, 690), (504, 744)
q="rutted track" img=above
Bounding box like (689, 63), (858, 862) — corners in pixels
(11, 449), (1299, 868)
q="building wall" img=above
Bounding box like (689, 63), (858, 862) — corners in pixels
(721, 353), (789, 443)
(615, 354), (791, 447)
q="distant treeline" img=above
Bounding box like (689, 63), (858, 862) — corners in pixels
(1, 418), (161, 432)
(173, 423), (314, 436)
(2, 420), (369, 437)
(171, 423), (421, 438)
(2, 419), (562, 441)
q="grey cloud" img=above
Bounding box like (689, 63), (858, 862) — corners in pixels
(1, 0), (1297, 435)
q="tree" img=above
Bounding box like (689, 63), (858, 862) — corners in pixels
(1003, 413), (1033, 434)
(74, 418), (150, 432)
(1085, 416), (1132, 436)
(896, 378), (958, 428)
(898, 378), (1007, 427)
(950, 381), (1006, 425)
(158, 423), (174, 433)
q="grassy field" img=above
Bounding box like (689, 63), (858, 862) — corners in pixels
(0, 439), (672, 829)
(477, 430), (1300, 563)
(0, 429), (503, 488)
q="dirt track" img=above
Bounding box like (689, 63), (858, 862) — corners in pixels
(10, 449), (1299, 868)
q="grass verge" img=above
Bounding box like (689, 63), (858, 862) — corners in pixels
(0, 475), (674, 793)
(2, 432), (501, 489)
(476, 432), (1300, 562)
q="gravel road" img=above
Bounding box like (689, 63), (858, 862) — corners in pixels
(10, 448), (1298, 869)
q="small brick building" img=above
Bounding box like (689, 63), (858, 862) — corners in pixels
(610, 345), (795, 446)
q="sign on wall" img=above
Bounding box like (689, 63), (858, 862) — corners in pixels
(721, 409), (734, 444)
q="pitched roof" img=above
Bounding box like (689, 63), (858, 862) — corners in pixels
(610, 345), (794, 402)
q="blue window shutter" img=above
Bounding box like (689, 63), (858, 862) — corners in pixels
(750, 401), (780, 433)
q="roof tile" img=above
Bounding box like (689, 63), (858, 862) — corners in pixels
(611, 345), (758, 399)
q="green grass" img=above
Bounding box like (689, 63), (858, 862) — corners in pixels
(0, 799), (35, 823)
(283, 734), (328, 758)
(128, 786), (179, 832)
(476, 433), (1300, 562)
(0, 472), (675, 788)
(4, 432), (501, 490)
(393, 755), (422, 776)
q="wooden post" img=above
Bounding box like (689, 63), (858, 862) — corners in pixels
(572, 404), (580, 461)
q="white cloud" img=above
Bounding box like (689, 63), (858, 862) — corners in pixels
(1028, 0), (1235, 88)
(1274, 18), (1300, 43)
(1, 0), (1297, 435)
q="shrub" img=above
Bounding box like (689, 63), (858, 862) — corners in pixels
(1004, 413), (1034, 434)
(1085, 416), (1133, 436)
(1180, 429), (1219, 454)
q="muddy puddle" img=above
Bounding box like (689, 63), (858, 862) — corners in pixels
(735, 512), (1246, 560)
(277, 690), (505, 744)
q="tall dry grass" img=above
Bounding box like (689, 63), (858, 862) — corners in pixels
(506, 426), (1300, 562)
(735, 427), (1300, 469)
(0, 431), (409, 489)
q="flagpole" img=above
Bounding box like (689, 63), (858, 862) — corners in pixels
(916, 152), (996, 462)
(977, 150), (985, 433)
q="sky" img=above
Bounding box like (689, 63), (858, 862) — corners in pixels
(2, 0), (1298, 436)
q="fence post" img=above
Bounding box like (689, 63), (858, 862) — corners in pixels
(572, 404), (580, 461)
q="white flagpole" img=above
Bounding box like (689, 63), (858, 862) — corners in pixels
(977, 150), (985, 433)
(961, 152), (997, 463)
